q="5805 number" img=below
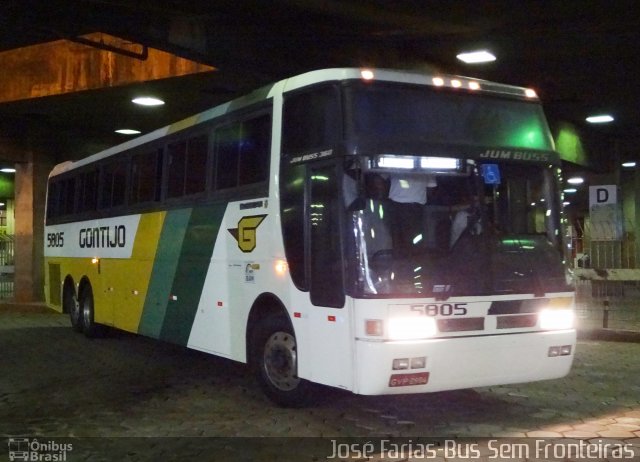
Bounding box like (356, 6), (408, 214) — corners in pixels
(411, 303), (468, 317)
(47, 232), (64, 248)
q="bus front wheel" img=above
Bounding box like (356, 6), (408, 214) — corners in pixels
(253, 316), (313, 407)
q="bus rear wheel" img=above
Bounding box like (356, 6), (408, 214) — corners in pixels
(64, 285), (82, 333)
(79, 283), (104, 338)
(253, 316), (313, 407)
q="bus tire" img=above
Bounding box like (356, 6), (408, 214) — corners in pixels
(252, 316), (313, 408)
(79, 283), (104, 338)
(64, 284), (82, 333)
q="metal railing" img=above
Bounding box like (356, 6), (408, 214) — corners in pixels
(570, 219), (637, 270)
(0, 234), (14, 300)
(575, 279), (640, 331)
(570, 220), (640, 330)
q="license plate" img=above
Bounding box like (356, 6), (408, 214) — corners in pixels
(389, 372), (429, 387)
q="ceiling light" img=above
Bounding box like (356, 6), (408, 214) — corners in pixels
(132, 96), (165, 106)
(115, 129), (141, 135)
(456, 50), (496, 64)
(563, 188), (577, 193)
(622, 161), (636, 168)
(0, 168), (16, 173)
(567, 177), (584, 185)
(586, 114), (614, 124)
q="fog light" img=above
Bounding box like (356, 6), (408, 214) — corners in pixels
(560, 345), (572, 356)
(548, 346), (560, 357)
(410, 356), (426, 369)
(392, 358), (410, 370)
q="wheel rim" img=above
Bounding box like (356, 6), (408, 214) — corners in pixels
(68, 294), (80, 325)
(81, 292), (92, 330)
(263, 331), (300, 391)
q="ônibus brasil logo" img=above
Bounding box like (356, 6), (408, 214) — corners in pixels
(7, 438), (73, 461)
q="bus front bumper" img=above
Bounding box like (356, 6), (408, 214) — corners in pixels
(353, 329), (576, 395)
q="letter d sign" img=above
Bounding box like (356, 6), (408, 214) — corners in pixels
(589, 185), (616, 207)
(597, 188), (609, 203)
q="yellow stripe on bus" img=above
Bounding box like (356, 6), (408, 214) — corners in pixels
(107, 211), (166, 332)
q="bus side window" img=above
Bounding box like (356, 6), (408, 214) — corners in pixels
(185, 135), (208, 195)
(60, 177), (76, 216)
(280, 163), (306, 290)
(78, 169), (98, 213)
(46, 181), (59, 220)
(281, 85), (340, 155)
(214, 114), (270, 190)
(99, 160), (126, 209)
(309, 164), (345, 308)
(46, 179), (74, 220)
(214, 123), (240, 190)
(238, 114), (270, 186)
(130, 148), (163, 204)
(167, 141), (187, 198)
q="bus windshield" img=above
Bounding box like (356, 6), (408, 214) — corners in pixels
(344, 81), (554, 151)
(345, 160), (569, 298)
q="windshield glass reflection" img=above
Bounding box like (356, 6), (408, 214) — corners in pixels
(346, 160), (569, 298)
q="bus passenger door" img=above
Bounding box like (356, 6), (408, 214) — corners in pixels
(306, 164), (354, 390)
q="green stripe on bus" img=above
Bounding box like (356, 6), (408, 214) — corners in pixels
(159, 202), (227, 345)
(138, 208), (192, 338)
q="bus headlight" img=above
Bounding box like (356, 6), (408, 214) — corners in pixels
(388, 316), (437, 340)
(539, 309), (574, 330)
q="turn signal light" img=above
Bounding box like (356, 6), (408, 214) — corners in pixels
(365, 319), (383, 336)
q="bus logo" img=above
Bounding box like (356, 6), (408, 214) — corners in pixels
(228, 215), (267, 252)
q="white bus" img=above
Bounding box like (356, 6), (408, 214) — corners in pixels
(44, 68), (576, 406)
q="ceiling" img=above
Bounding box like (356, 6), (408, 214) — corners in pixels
(1, 0), (640, 167)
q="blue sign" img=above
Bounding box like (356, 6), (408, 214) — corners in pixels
(481, 164), (501, 185)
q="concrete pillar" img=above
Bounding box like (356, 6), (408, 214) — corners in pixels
(14, 160), (35, 302)
(635, 168), (640, 268)
(620, 167), (637, 268)
(14, 155), (51, 303)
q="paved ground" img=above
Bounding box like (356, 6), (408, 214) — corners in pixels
(0, 307), (639, 461)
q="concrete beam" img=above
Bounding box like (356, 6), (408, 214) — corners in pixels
(0, 32), (215, 104)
